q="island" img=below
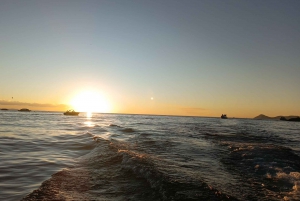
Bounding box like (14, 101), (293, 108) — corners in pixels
(254, 114), (300, 122)
(18, 108), (31, 112)
(280, 117), (300, 122)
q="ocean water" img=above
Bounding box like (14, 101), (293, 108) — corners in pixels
(0, 111), (300, 201)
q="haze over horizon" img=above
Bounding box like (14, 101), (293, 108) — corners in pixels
(1, 0), (300, 118)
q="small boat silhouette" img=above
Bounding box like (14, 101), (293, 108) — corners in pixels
(64, 110), (79, 116)
(221, 114), (228, 119)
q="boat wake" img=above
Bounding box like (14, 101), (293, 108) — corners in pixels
(22, 136), (238, 201)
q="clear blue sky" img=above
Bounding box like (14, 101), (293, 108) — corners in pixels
(1, 0), (300, 117)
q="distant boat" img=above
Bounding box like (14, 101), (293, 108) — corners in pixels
(1, 108), (8, 110)
(64, 110), (79, 116)
(18, 108), (31, 112)
(221, 114), (228, 119)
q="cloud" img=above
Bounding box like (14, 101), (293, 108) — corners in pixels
(0, 100), (67, 108)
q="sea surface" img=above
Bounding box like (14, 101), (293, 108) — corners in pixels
(0, 111), (300, 201)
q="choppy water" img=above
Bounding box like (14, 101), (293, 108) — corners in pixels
(0, 111), (299, 201)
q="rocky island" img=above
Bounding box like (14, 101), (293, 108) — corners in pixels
(254, 114), (300, 122)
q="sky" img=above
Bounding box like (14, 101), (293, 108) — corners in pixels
(1, 0), (300, 118)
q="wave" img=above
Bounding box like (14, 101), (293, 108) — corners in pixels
(200, 127), (300, 200)
(220, 143), (300, 200)
(120, 128), (135, 133)
(22, 137), (238, 201)
(109, 124), (120, 127)
(109, 123), (136, 134)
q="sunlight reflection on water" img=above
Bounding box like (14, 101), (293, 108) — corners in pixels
(84, 121), (94, 127)
(86, 112), (92, 118)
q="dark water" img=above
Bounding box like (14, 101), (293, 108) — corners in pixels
(0, 111), (299, 201)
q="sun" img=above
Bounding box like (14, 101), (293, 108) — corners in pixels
(70, 90), (110, 113)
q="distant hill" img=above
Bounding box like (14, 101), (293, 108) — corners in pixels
(254, 114), (273, 120)
(254, 114), (299, 120)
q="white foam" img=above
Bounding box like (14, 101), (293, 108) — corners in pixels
(276, 171), (300, 200)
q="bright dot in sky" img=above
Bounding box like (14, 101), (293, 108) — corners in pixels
(151, 97), (154, 100)
(70, 90), (110, 113)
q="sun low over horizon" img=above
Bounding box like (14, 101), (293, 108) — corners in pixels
(69, 90), (111, 113)
(1, 0), (300, 118)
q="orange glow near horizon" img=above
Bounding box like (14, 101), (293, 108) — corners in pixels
(70, 90), (110, 113)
